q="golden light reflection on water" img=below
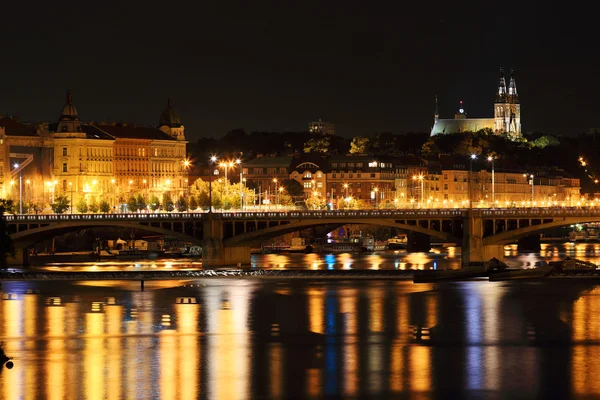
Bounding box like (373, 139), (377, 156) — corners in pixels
(6, 279), (600, 397)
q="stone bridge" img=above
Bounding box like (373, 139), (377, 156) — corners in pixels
(5, 207), (600, 267)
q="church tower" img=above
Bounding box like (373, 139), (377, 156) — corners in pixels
(494, 68), (521, 135)
(507, 69), (521, 134)
(158, 97), (186, 141)
(433, 95), (439, 126)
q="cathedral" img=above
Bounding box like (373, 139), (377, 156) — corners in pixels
(430, 68), (521, 136)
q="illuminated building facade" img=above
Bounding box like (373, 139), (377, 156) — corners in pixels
(431, 68), (521, 136)
(0, 91), (188, 208)
(308, 119), (335, 135)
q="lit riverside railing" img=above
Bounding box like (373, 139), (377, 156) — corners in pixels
(5, 207), (600, 223)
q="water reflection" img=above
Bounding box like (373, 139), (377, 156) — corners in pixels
(28, 242), (600, 272)
(4, 279), (600, 397)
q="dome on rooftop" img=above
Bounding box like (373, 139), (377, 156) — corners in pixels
(60, 89), (78, 119)
(159, 97), (182, 128)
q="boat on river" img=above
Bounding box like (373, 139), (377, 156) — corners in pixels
(316, 236), (385, 253)
(387, 235), (408, 250)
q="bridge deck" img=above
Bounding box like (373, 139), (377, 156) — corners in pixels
(5, 207), (600, 223)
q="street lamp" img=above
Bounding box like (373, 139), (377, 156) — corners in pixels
(487, 156), (495, 207)
(373, 187), (379, 208)
(13, 163), (22, 214)
(469, 154), (477, 210)
(278, 186), (283, 209)
(412, 175), (424, 208)
(209, 156), (217, 213)
(68, 182), (73, 214)
(524, 173), (534, 203)
(343, 183), (349, 200)
(236, 159), (243, 211)
(272, 178), (278, 207)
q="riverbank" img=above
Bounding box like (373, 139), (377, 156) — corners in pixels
(2, 268), (600, 281)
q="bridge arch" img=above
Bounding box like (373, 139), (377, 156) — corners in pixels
(484, 217), (600, 245)
(9, 221), (202, 247)
(224, 218), (460, 246)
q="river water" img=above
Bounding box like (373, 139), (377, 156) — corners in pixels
(2, 243), (600, 398)
(30, 242), (600, 272)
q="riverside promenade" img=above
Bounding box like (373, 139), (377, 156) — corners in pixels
(3, 268), (600, 282)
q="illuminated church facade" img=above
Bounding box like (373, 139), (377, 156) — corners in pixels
(431, 68), (521, 136)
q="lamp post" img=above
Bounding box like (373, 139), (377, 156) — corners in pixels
(487, 156), (495, 207)
(469, 154), (477, 210)
(343, 183), (349, 209)
(524, 173), (534, 203)
(272, 178), (278, 208)
(412, 175), (424, 208)
(209, 156), (217, 213)
(111, 179), (116, 210)
(13, 163), (22, 214)
(236, 159), (243, 211)
(374, 187), (379, 209)
(278, 186), (283, 209)
(68, 182), (73, 214)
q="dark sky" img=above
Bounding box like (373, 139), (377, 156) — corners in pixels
(1, 1), (597, 141)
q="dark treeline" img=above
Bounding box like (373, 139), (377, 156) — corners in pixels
(190, 130), (430, 159)
(188, 128), (600, 194)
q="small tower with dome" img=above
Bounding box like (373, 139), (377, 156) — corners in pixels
(158, 97), (185, 141)
(56, 89), (83, 136)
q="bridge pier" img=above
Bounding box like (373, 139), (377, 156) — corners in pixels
(462, 214), (504, 267)
(202, 217), (251, 268)
(8, 247), (30, 267)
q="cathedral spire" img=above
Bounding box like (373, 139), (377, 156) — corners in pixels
(434, 95), (439, 121)
(508, 68), (519, 103)
(496, 67), (507, 102)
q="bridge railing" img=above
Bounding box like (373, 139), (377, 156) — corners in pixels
(5, 207), (600, 223)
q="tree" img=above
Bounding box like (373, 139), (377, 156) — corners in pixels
(189, 196), (198, 210)
(88, 197), (99, 213)
(163, 192), (174, 212)
(349, 136), (369, 154)
(127, 196), (138, 213)
(0, 199), (16, 214)
(305, 195), (327, 210)
(177, 195), (188, 211)
(76, 197), (88, 213)
(99, 200), (111, 213)
(149, 195), (161, 211)
(136, 194), (146, 211)
(189, 178), (255, 210)
(0, 206), (14, 269)
(282, 179), (304, 198)
(51, 195), (70, 214)
(303, 137), (330, 154)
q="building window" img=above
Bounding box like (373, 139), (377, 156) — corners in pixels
(444, 184), (448, 190)
(62, 180), (67, 191)
(370, 173), (375, 178)
(349, 173), (353, 178)
(357, 173), (361, 178)
(316, 172), (322, 178)
(340, 163), (346, 168)
(340, 173), (344, 178)
(62, 163), (68, 172)
(317, 182), (323, 188)
(332, 183), (337, 189)
(62, 147), (68, 156)
(332, 173), (336, 178)
(444, 174), (448, 180)
(357, 163), (363, 168)
(357, 183), (362, 188)
(331, 163), (338, 168)
(304, 182), (312, 188)
(304, 172), (312, 179)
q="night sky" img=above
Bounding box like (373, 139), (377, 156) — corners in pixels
(1, 1), (596, 140)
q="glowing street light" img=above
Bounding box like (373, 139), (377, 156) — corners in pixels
(487, 156), (495, 207)
(412, 175), (424, 208)
(209, 156), (217, 213)
(236, 159), (243, 210)
(12, 163), (22, 214)
(523, 173), (534, 203)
